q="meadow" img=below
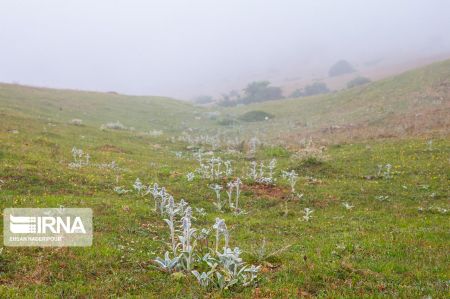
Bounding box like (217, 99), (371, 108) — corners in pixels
(0, 61), (449, 298)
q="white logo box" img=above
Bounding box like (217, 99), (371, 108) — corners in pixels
(4, 208), (92, 247)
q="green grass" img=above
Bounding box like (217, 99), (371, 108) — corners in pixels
(0, 83), (206, 133)
(0, 60), (449, 297)
(0, 109), (448, 297)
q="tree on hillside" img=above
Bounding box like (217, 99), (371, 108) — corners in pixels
(329, 60), (355, 77)
(241, 81), (283, 104)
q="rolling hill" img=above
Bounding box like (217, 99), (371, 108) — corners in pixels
(223, 59), (450, 144)
(0, 59), (449, 146)
(0, 60), (448, 298)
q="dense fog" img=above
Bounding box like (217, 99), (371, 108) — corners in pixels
(1, 0), (449, 99)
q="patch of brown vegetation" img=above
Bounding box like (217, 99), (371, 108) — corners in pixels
(243, 183), (289, 200)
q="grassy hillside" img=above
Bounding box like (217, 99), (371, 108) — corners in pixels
(0, 84), (204, 132)
(222, 59), (450, 143)
(0, 61), (449, 297)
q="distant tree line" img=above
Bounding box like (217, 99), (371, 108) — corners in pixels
(200, 59), (363, 106)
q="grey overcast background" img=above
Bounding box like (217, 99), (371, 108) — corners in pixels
(1, 0), (449, 99)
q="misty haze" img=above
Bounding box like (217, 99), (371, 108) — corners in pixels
(0, 1), (449, 298)
(1, 0), (450, 99)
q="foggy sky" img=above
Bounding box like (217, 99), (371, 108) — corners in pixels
(1, 0), (449, 99)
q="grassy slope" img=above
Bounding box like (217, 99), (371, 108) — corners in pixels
(0, 84), (204, 132)
(0, 62), (449, 297)
(224, 59), (450, 142)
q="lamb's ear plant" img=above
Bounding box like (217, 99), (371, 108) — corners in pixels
(377, 164), (393, 179)
(164, 196), (179, 254)
(213, 218), (229, 252)
(194, 207), (206, 217)
(69, 146), (90, 168)
(216, 247), (260, 289)
(281, 170), (300, 215)
(179, 207), (196, 270)
(113, 186), (130, 195)
(154, 251), (180, 273)
(376, 195), (390, 201)
(133, 178), (144, 196)
(208, 157), (223, 180)
(226, 182), (235, 209)
(282, 170), (299, 195)
(71, 146), (83, 163)
(186, 172), (195, 182)
(152, 190), (259, 291)
(210, 184), (224, 211)
(159, 188), (168, 216)
(149, 183), (160, 211)
(248, 161), (257, 181)
(342, 202), (354, 210)
(268, 158), (277, 181)
(177, 199), (189, 215)
(191, 270), (212, 288)
(233, 178), (243, 214)
(224, 160), (233, 177)
(302, 208), (314, 221)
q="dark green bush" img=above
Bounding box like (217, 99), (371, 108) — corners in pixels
(238, 111), (274, 122)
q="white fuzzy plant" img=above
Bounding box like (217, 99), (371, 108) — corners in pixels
(302, 208), (314, 222)
(209, 184), (225, 211)
(224, 160), (233, 177)
(377, 164), (393, 179)
(281, 170), (301, 216)
(186, 172), (195, 182)
(342, 202), (354, 210)
(164, 196), (179, 254)
(213, 218), (229, 252)
(152, 195), (259, 290)
(195, 156), (229, 181)
(113, 186), (130, 195)
(68, 146), (90, 169)
(133, 178), (145, 196)
(247, 159), (277, 185)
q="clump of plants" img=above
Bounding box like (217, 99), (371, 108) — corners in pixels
(68, 146), (90, 169)
(281, 169), (303, 215)
(376, 164), (393, 179)
(100, 120), (128, 131)
(247, 159), (277, 185)
(151, 189), (259, 291)
(210, 178), (243, 214)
